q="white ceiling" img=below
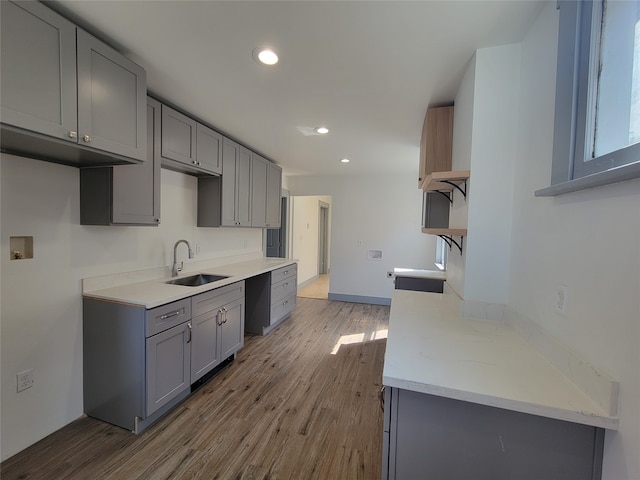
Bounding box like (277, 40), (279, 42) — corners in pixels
(50, 0), (547, 177)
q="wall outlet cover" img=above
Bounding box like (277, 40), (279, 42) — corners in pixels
(555, 285), (569, 316)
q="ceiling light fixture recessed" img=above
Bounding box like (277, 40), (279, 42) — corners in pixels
(314, 127), (329, 135)
(253, 47), (279, 66)
(340, 158), (350, 163)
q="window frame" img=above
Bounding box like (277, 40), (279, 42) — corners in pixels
(536, 0), (640, 197)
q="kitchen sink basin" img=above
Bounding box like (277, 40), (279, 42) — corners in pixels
(165, 273), (229, 287)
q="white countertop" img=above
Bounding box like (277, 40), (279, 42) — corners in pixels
(393, 268), (446, 280)
(383, 290), (618, 430)
(82, 258), (296, 309)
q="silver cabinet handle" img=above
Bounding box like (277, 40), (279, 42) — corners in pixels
(283, 270), (288, 275)
(160, 310), (181, 320)
(83, 134), (91, 142)
(283, 283), (288, 287)
(217, 308), (223, 326)
(187, 322), (192, 343)
(283, 300), (288, 306)
(69, 131), (77, 139)
(192, 160), (197, 165)
(222, 306), (228, 324)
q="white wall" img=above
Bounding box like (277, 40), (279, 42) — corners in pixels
(448, 44), (520, 307)
(0, 154), (263, 461)
(290, 195), (332, 285)
(510, 4), (640, 478)
(288, 173), (437, 302)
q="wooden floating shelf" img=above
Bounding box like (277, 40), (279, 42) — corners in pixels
(422, 170), (470, 192)
(422, 228), (467, 236)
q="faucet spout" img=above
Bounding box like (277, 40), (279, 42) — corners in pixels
(172, 239), (194, 277)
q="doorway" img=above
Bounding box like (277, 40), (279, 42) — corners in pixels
(318, 201), (330, 275)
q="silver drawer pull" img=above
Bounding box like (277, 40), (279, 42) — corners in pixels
(69, 130), (77, 139)
(187, 323), (192, 343)
(83, 134), (91, 143)
(283, 283), (288, 287)
(283, 270), (288, 275)
(159, 310), (181, 320)
(283, 300), (288, 305)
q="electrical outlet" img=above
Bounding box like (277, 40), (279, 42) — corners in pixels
(17, 369), (33, 392)
(555, 285), (569, 316)
(195, 244), (201, 255)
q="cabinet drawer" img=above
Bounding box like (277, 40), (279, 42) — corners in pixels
(146, 299), (191, 337)
(192, 281), (244, 317)
(270, 291), (296, 324)
(271, 275), (297, 303)
(271, 264), (297, 285)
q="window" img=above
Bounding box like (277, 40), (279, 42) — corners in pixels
(536, 0), (640, 196)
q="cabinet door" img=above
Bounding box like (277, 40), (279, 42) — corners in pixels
(237, 146), (253, 226)
(161, 105), (197, 166)
(191, 309), (220, 382)
(418, 106), (453, 187)
(0, 1), (77, 141)
(221, 138), (239, 226)
(220, 298), (244, 358)
(250, 154), (268, 227)
(76, 29), (146, 162)
(266, 162), (282, 228)
(110, 97), (161, 225)
(146, 322), (191, 416)
(196, 124), (223, 175)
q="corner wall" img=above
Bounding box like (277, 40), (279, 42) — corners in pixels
(509, 4), (640, 478)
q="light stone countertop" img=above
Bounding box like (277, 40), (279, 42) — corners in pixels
(392, 267), (446, 280)
(383, 289), (618, 430)
(82, 257), (297, 309)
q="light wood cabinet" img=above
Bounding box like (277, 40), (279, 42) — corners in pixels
(418, 106), (454, 188)
(0, 1), (146, 166)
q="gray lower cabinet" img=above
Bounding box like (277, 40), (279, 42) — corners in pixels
(0, 1), (146, 166)
(160, 104), (223, 176)
(245, 264), (297, 335)
(83, 281), (245, 433)
(191, 282), (245, 382)
(382, 387), (605, 480)
(79, 96), (161, 226)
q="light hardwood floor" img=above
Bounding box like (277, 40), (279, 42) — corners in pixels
(1, 297), (389, 480)
(297, 274), (329, 300)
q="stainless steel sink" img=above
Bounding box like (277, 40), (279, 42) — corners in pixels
(165, 273), (229, 286)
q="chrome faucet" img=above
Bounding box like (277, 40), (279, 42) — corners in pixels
(172, 239), (194, 277)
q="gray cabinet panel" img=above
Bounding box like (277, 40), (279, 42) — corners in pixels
(237, 146), (253, 226)
(245, 266), (297, 335)
(146, 322), (191, 416)
(266, 162), (282, 227)
(196, 123), (223, 175)
(220, 297), (244, 358)
(221, 138), (239, 226)
(80, 97), (161, 225)
(384, 387), (605, 480)
(251, 154), (268, 227)
(161, 104), (197, 166)
(1, 1), (77, 140)
(190, 307), (220, 382)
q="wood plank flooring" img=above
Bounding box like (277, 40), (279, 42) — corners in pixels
(1, 298), (389, 480)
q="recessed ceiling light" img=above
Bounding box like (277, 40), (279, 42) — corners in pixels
(314, 127), (329, 135)
(340, 158), (350, 163)
(253, 47), (279, 66)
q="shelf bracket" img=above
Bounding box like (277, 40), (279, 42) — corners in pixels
(439, 179), (467, 200)
(435, 190), (453, 204)
(438, 234), (464, 254)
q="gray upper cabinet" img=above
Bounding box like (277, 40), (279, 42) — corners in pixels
(0, 1), (77, 141)
(0, 1), (146, 166)
(0, 0), (146, 166)
(251, 155), (282, 228)
(266, 162), (283, 228)
(161, 105), (197, 166)
(160, 103), (223, 176)
(221, 139), (252, 226)
(196, 124), (223, 175)
(251, 154), (269, 227)
(76, 29), (146, 162)
(80, 97), (161, 226)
